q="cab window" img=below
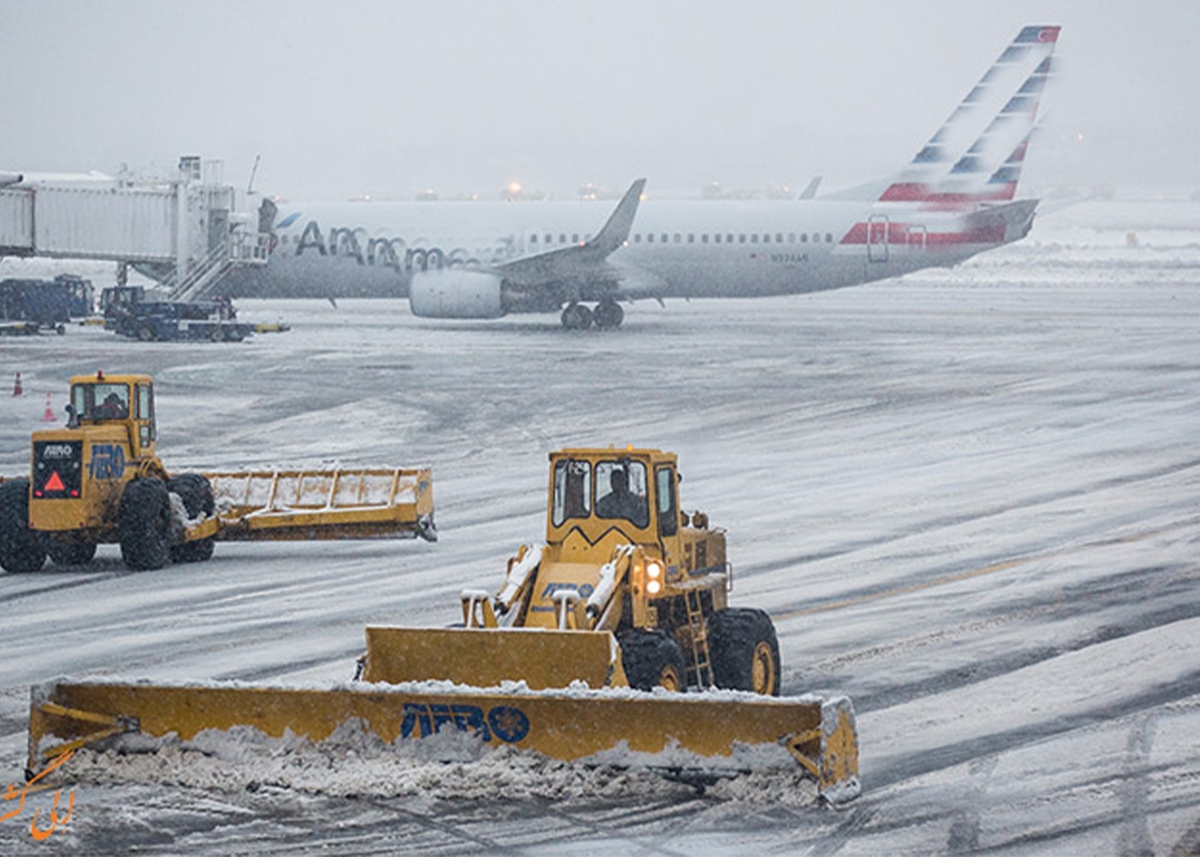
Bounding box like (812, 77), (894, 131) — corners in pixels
(656, 466), (677, 537)
(595, 460), (648, 528)
(552, 459), (591, 526)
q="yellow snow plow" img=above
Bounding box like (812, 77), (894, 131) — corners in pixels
(0, 371), (435, 574)
(24, 448), (859, 803)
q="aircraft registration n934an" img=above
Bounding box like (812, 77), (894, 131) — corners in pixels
(241, 25), (1059, 329)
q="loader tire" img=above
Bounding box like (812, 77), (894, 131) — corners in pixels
(118, 477), (172, 571)
(46, 538), (97, 567)
(0, 479), (46, 573)
(708, 608), (781, 696)
(619, 629), (686, 692)
(168, 473), (215, 563)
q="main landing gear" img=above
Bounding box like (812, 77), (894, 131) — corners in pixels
(561, 299), (624, 330)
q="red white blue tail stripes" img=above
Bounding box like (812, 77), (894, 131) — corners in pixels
(877, 25), (1059, 208)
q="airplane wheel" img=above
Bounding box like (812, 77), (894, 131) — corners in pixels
(619, 629), (686, 691)
(593, 300), (624, 329)
(0, 479), (47, 573)
(168, 473), (215, 563)
(561, 303), (593, 330)
(118, 477), (172, 571)
(708, 608), (781, 696)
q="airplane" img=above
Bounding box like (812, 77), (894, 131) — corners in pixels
(231, 25), (1060, 329)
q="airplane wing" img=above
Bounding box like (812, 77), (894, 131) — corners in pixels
(492, 178), (645, 287)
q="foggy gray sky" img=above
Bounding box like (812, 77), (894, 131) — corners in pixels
(2, 1), (1196, 201)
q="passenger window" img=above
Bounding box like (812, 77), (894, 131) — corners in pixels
(701, 234), (709, 243)
(776, 234), (784, 243)
(715, 234), (722, 244)
(727, 234), (734, 243)
(688, 234), (695, 243)
(739, 235), (746, 243)
(634, 234), (642, 243)
(559, 234), (567, 243)
(751, 234), (759, 243)
(801, 233), (808, 243)
(530, 235), (538, 244)
(648, 234), (655, 243)
(572, 234), (579, 243)
(788, 233), (796, 243)
(826, 233), (834, 243)
(661, 234), (668, 243)
(673, 234), (681, 243)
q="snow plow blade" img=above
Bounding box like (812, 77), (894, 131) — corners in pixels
(360, 627), (627, 690)
(28, 679), (860, 804)
(199, 467), (436, 542)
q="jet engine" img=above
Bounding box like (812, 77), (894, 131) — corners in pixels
(409, 269), (505, 319)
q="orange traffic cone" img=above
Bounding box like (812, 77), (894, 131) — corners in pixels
(12, 372), (21, 396)
(42, 393), (55, 422)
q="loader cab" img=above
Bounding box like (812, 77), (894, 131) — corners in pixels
(548, 449), (681, 549)
(68, 372), (157, 459)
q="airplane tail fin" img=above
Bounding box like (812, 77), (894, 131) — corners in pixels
(829, 25), (1059, 206)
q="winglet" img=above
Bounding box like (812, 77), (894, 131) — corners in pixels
(586, 179), (646, 257)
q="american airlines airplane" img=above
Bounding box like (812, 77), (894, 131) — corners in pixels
(235, 25), (1059, 329)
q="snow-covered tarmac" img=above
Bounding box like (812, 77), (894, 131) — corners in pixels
(0, 200), (1198, 854)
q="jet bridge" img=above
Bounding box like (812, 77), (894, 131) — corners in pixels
(0, 156), (270, 300)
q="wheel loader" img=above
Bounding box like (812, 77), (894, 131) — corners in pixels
(0, 371), (435, 573)
(26, 448), (859, 804)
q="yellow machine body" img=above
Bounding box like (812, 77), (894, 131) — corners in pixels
(28, 676), (859, 802)
(23, 447), (860, 803)
(2, 371), (435, 574)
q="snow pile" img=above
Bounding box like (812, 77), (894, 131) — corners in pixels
(59, 724), (818, 806)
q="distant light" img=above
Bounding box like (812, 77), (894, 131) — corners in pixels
(1076, 133), (1086, 143)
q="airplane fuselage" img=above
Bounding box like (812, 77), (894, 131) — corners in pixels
(231, 197), (1014, 304)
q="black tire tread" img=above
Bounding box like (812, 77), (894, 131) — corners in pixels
(118, 477), (172, 571)
(0, 479), (46, 573)
(168, 473), (216, 563)
(708, 607), (782, 696)
(619, 628), (686, 691)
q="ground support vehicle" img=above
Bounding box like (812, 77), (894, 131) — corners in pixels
(0, 372), (435, 574)
(24, 448), (858, 803)
(100, 286), (259, 342)
(0, 275), (94, 334)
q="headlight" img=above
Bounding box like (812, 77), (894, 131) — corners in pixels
(645, 560), (663, 595)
